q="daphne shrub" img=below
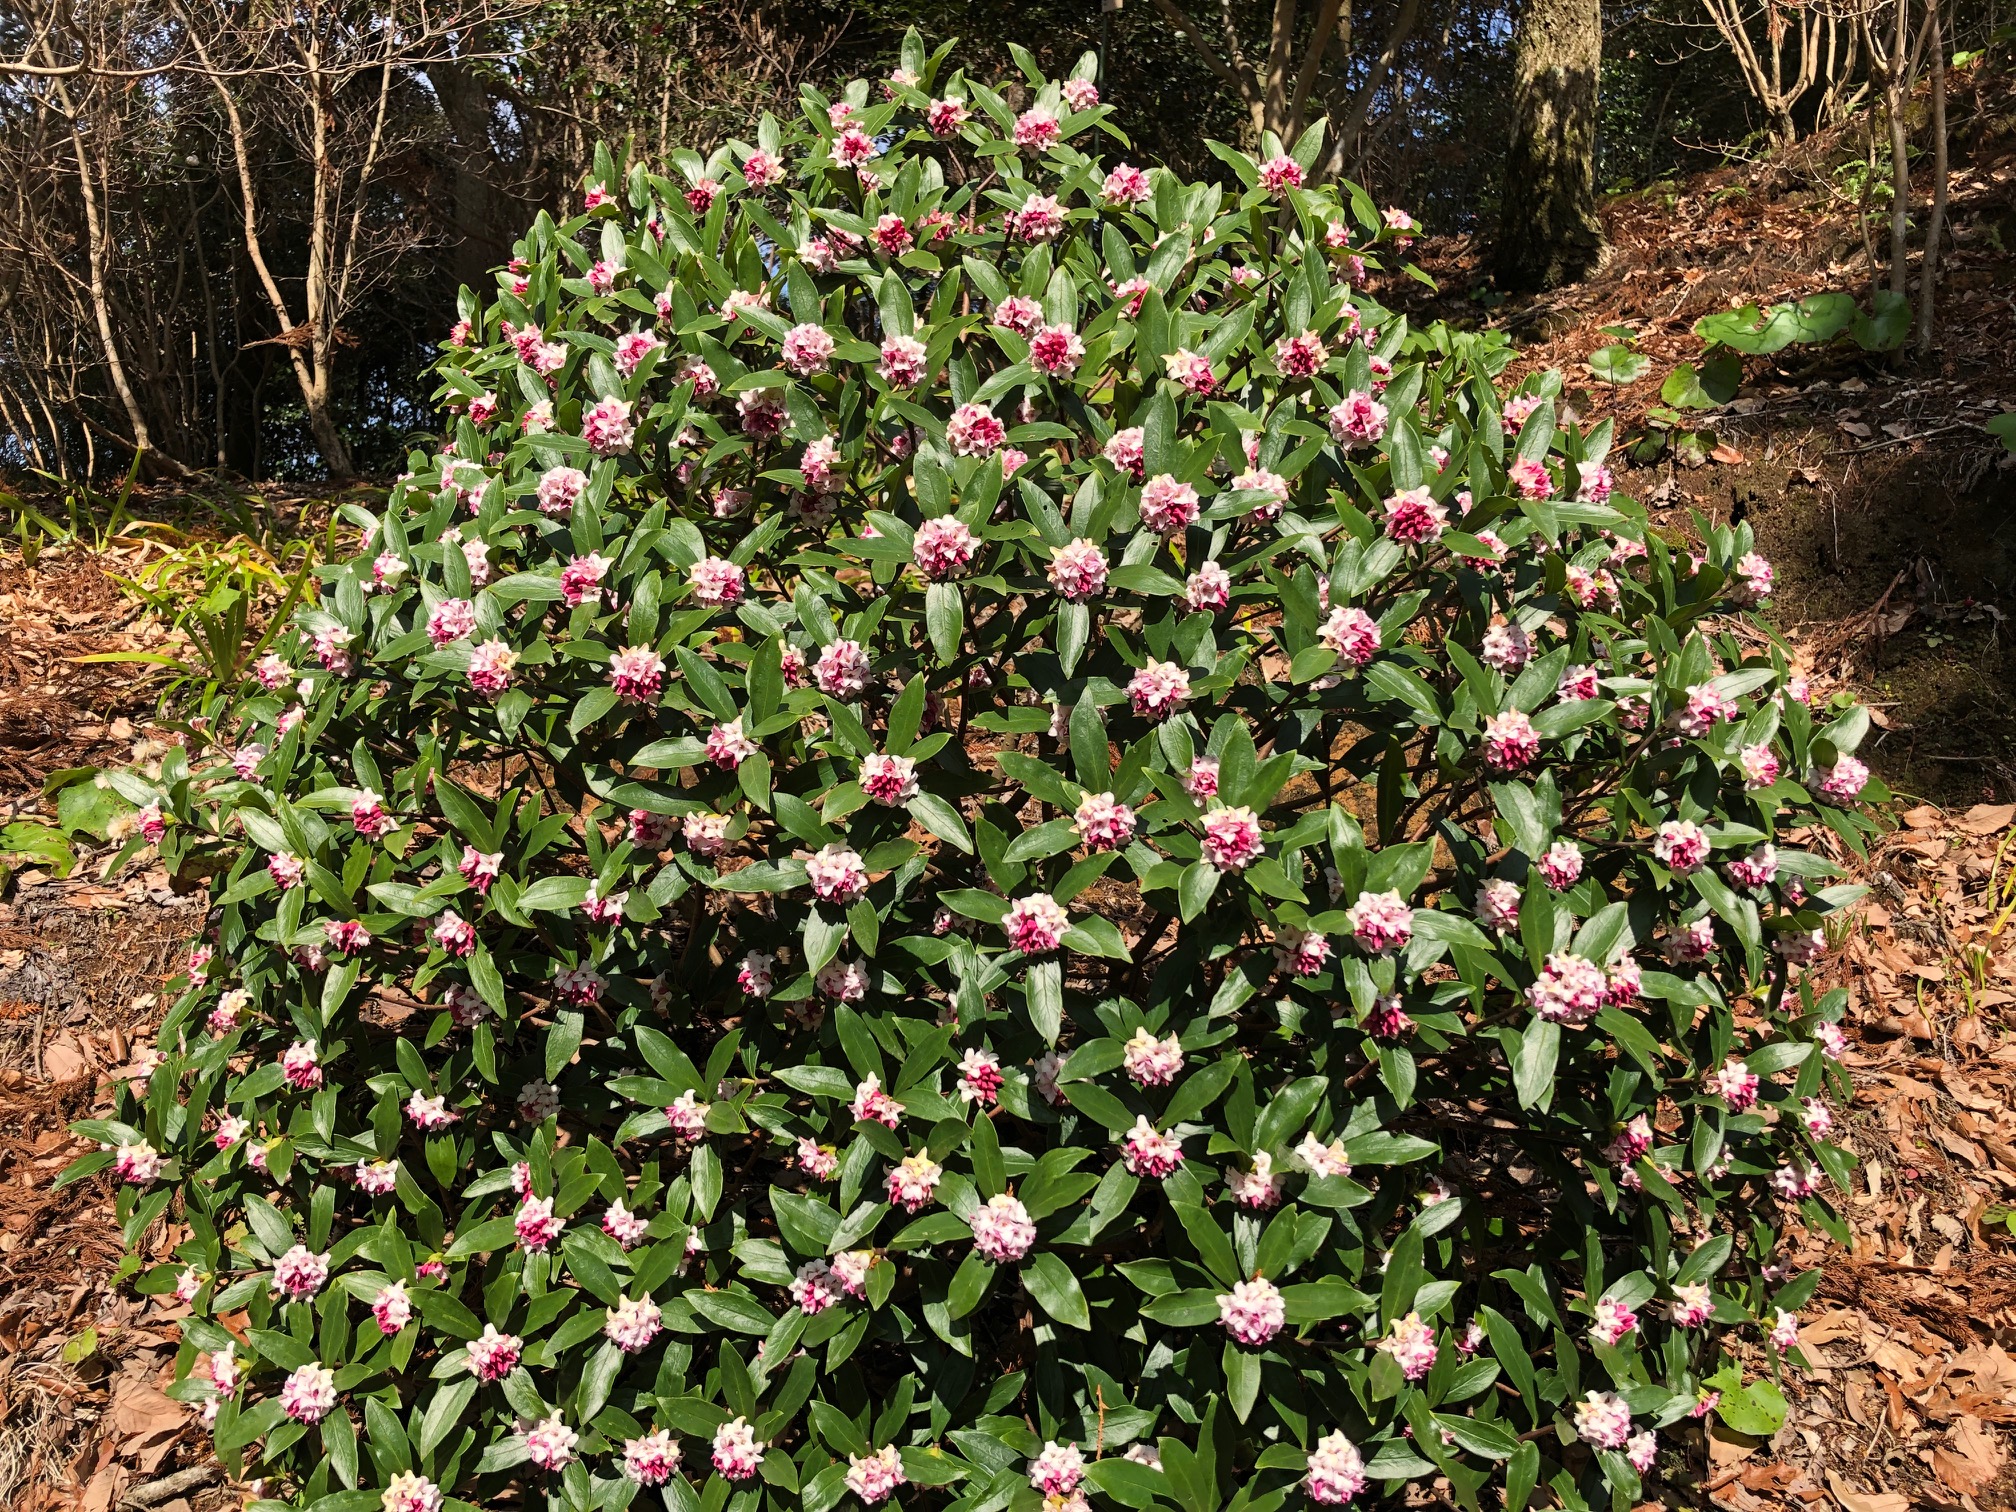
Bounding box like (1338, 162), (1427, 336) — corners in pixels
(66, 31), (1880, 1512)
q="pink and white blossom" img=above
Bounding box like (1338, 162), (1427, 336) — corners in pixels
(1201, 805), (1264, 871)
(815, 639), (872, 698)
(1121, 1117), (1185, 1178)
(1590, 1296), (1638, 1345)
(1653, 819), (1710, 874)
(1346, 890), (1413, 954)
(713, 1417), (765, 1480)
(604, 1295), (663, 1352)
(1128, 659), (1190, 718)
(466, 1324), (522, 1381)
(861, 752), (920, 805)
(1528, 952), (1607, 1025)
(1005, 893), (1070, 954)
(885, 1152), (942, 1212)
(1122, 1027), (1183, 1086)
(1378, 1313), (1439, 1380)
(1481, 709), (1540, 772)
(970, 1193), (1037, 1262)
(914, 516), (979, 579)
(1539, 840), (1584, 890)
(956, 1047), (1004, 1106)
(1028, 1442), (1085, 1495)
(280, 1363), (337, 1423)
(1048, 539), (1107, 600)
(623, 1430), (681, 1487)
(522, 1413), (578, 1472)
(1304, 1432), (1366, 1505)
(273, 1244), (331, 1300)
(1574, 1391), (1632, 1450)
(1327, 391), (1387, 446)
(1319, 606), (1380, 666)
(1072, 792), (1136, 851)
(846, 1446), (907, 1506)
(1217, 1276), (1286, 1345)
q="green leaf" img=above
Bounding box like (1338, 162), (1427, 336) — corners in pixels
(1178, 861), (1219, 922)
(417, 1376), (476, 1455)
(1587, 345), (1648, 384)
(1852, 289), (1911, 351)
(1716, 1376), (1788, 1436)
(1223, 1338), (1261, 1421)
(1436, 1412), (1519, 1459)
(517, 876), (591, 912)
(1023, 1256), (1092, 1329)
(686, 1287), (777, 1334)
(0, 820), (75, 878)
(1172, 1202), (1239, 1289)
(1025, 958), (1064, 1046)
(1511, 1019), (1559, 1109)
(926, 583), (963, 661)
(1138, 1289), (1222, 1326)
(1084, 1457), (1168, 1509)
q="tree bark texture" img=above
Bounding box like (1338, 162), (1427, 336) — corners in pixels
(1495, 0), (1605, 292)
(427, 50), (507, 293)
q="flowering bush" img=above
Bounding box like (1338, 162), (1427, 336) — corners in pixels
(66, 32), (1882, 1512)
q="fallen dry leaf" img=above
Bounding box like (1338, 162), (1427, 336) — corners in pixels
(1937, 1413), (2006, 1496)
(1711, 442), (1748, 464)
(1802, 1309), (1861, 1347)
(1950, 1344), (2016, 1395)
(42, 1030), (89, 1083)
(109, 1376), (185, 1441)
(1958, 802), (2016, 836)
(79, 1464), (126, 1512)
(1710, 1421), (1764, 1466)
(1825, 1469), (1911, 1512)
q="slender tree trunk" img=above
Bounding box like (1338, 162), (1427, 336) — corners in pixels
(1883, 0), (1913, 300)
(1885, 94), (1911, 298)
(44, 58), (187, 477)
(175, 0), (355, 477)
(1914, 4), (1946, 354)
(1494, 0), (1606, 291)
(300, 42), (356, 479)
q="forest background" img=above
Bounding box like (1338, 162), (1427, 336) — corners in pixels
(1, 0), (1997, 486)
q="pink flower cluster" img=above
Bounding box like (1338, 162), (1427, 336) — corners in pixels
(713, 1417), (765, 1479)
(1005, 893), (1070, 954)
(845, 1446), (907, 1506)
(1121, 1117), (1185, 1177)
(1216, 1276), (1286, 1345)
(970, 1193), (1037, 1262)
(1305, 1432), (1367, 1505)
(1379, 1312), (1439, 1380)
(1122, 1027), (1183, 1085)
(1345, 890), (1413, 954)
(1527, 952), (1608, 1025)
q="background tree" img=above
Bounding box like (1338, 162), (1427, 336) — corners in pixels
(2, 0), (2000, 481)
(1496, 0), (1607, 291)
(1146, 0), (1427, 174)
(1695, 0), (1870, 147)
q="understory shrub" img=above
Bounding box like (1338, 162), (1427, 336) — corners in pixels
(66, 31), (1883, 1512)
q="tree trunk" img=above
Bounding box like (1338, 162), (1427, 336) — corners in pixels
(1494, 0), (1605, 292)
(427, 49), (506, 293)
(1885, 93), (1911, 299)
(1914, 4), (1946, 355)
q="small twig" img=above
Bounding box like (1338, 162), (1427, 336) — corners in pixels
(1837, 422), (1982, 455)
(119, 1464), (222, 1510)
